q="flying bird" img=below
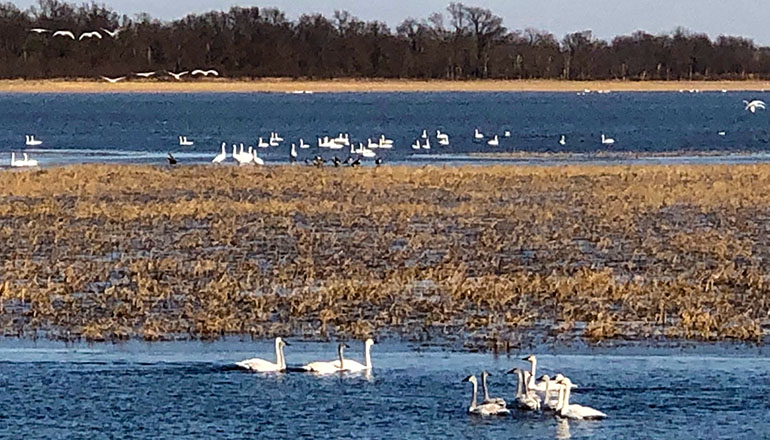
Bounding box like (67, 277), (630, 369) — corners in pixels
(167, 71), (189, 80)
(79, 31), (102, 40)
(52, 30), (76, 39)
(100, 76), (126, 83)
(135, 71), (156, 78)
(744, 99), (766, 113)
(101, 28), (121, 38)
(191, 69), (220, 77)
(29, 28), (50, 34)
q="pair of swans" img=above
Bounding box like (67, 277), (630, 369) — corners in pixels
(236, 337), (374, 374)
(462, 373), (509, 416)
(11, 152), (38, 167)
(302, 339), (375, 374)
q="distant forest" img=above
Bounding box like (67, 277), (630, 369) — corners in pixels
(1, 0), (769, 80)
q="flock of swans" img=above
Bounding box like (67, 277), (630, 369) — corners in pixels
(235, 337), (606, 421)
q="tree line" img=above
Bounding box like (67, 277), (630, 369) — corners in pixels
(1, 0), (769, 80)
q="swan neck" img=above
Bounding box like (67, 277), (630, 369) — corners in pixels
(482, 374), (491, 401)
(469, 379), (478, 409)
(364, 343), (371, 369)
(515, 370), (523, 398)
(274, 339), (282, 368)
(338, 345), (344, 369)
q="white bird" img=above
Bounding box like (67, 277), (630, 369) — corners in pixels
(555, 377), (607, 420)
(718, 131), (726, 136)
(378, 135), (394, 148)
(540, 374), (572, 411)
(559, 135), (566, 146)
(474, 128), (484, 140)
(52, 30), (75, 39)
(101, 76), (126, 83)
(269, 137), (280, 147)
(235, 337), (289, 372)
(480, 370), (506, 406)
(101, 28), (121, 38)
(258, 138), (269, 148)
(411, 139), (421, 150)
(333, 133), (349, 146)
(191, 69), (220, 77)
(487, 135), (499, 147)
(437, 130), (450, 146)
(167, 71), (188, 80)
(744, 99), (766, 113)
(212, 143), (227, 163)
(303, 343), (350, 374)
(29, 28), (50, 34)
(508, 368), (541, 411)
(463, 375), (510, 416)
(299, 138), (310, 149)
(601, 133), (615, 145)
(522, 355), (547, 393)
(290, 143), (298, 161)
(235, 143), (252, 165)
(504, 130), (511, 138)
(252, 149), (264, 166)
(331, 339), (374, 372)
(422, 138), (431, 150)
(135, 71), (156, 78)
(78, 31), (102, 40)
(421, 129), (428, 139)
(367, 138), (379, 150)
(25, 135), (42, 146)
(13, 152), (38, 167)
(179, 136), (194, 146)
(272, 132), (284, 142)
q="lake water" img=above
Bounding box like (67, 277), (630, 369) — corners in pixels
(0, 340), (767, 439)
(2, 91), (770, 167)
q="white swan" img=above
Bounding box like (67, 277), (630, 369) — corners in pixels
(555, 377), (607, 420)
(480, 370), (506, 406)
(167, 71), (188, 80)
(252, 149), (264, 166)
(744, 99), (766, 113)
(25, 135), (42, 146)
(559, 135), (566, 146)
(504, 130), (511, 138)
(29, 28), (50, 34)
(52, 30), (75, 39)
(378, 135), (394, 148)
(463, 375), (510, 416)
(421, 138), (431, 150)
(179, 136), (194, 146)
(487, 135), (499, 147)
(334, 133), (349, 146)
(303, 343), (349, 374)
(212, 143), (227, 164)
(332, 339), (374, 372)
(507, 368), (540, 411)
(421, 129), (428, 139)
(101, 28), (121, 38)
(258, 137), (269, 148)
(411, 139), (421, 150)
(290, 143), (298, 162)
(601, 134), (615, 145)
(135, 71), (156, 78)
(299, 138), (311, 149)
(236, 337), (290, 372)
(474, 128), (484, 140)
(191, 69), (219, 77)
(436, 130), (450, 145)
(13, 153), (38, 167)
(78, 31), (102, 40)
(101, 76), (126, 83)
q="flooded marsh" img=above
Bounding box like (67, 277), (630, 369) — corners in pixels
(0, 164), (769, 347)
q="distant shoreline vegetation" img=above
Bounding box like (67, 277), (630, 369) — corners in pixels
(2, 0), (770, 81)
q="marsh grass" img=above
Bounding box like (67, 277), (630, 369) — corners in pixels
(0, 164), (768, 348)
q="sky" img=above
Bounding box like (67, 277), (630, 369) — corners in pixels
(12, 0), (770, 45)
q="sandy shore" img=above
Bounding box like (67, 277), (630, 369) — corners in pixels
(1, 78), (770, 93)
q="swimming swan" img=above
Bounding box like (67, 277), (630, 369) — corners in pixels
(236, 337), (290, 372)
(212, 143), (227, 163)
(462, 375), (510, 416)
(601, 134), (615, 145)
(487, 135), (499, 147)
(303, 343), (350, 374)
(480, 370), (506, 406)
(332, 338), (374, 372)
(555, 377), (607, 420)
(507, 368), (540, 411)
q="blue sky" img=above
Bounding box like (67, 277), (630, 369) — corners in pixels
(13, 0), (770, 44)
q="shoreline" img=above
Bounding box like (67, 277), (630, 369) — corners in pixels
(1, 78), (770, 93)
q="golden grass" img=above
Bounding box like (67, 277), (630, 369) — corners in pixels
(1, 78), (770, 93)
(0, 163), (768, 347)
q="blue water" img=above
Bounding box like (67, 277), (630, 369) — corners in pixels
(2, 91), (770, 166)
(0, 340), (768, 439)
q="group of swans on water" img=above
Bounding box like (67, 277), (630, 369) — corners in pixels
(211, 142), (265, 165)
(8, 135), (42, 167)
(411, 130), (450, 150)
(463, 355), (607, 420)
(235, 337), (374, 374)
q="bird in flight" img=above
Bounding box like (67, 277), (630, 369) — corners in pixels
(191, 69), (220, 77)
(101, 76), (126, 83)
(744, 99), (767, 113)
(135, 72), (156, 78)
(167, 71), (189, 80)
(53, 30), (76, 39)
(79, 31), (102, 40)
(29, 28), (50, 34)
(101, 28), (121, 38)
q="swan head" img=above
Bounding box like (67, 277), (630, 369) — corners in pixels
(481, 370), (492, 379)
(555, 376), (577, 388)
(538, 374), (550, 382)
(275, 337), (290, 347)
(462, 374), (477, 384)
(505, 367), (520, 375)
(365, 338), (375, 347)
(522, 354), (536, 363)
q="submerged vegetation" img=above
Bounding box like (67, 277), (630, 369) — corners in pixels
(0, 164), (768, 348)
